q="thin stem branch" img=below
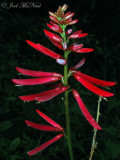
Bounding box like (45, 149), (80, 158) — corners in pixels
(89, 96), (102, 160)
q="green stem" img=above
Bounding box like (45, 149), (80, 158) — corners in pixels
(89, 96), (102, 160)
(64, 51), (74, 160)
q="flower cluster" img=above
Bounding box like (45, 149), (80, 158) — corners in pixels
(12, 4), (116, 156)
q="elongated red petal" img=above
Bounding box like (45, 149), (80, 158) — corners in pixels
(49, 15), (60, 24)
(66, 19), (78, 25)
(36, 110), (64, 131)
(19, 86), (67, 101)
(47, 23), (63, 33)
(75, 71), (116, 87)
(71, 58), (85, 70)
(73, 74), (114, 97)
(69, 43), (83, 51)
(49, 11), (57, 18)
(68, 33), (88, 39)
(27, 134), (63, 156)
(35, 86), (68, 102)
(47, 38), (63, 50)
(25, 120), (60, 131)
(65, 12), (75, 20)
(72, 89), (102, 130)
(74, 48), (94, 53)
(16, 67), (62, 77)
(12, 77), (60, 85)
(44, 30), (63, 43)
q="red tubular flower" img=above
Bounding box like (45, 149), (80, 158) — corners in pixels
(12, 77), (60, 86)
(47, 23), (63, 33)
(64, 12), (75, 20)
(66, 19), (78, 26)
(70, 58), (85, 70)
(72, 89), (102, 130)
(28, 134), (63, 156)
(49, 15), (60, 24)
(68, 30), (88, 39)
(74, 71), (116, 87)
(48, 11), (57, 18)
(19, 86), (68, 102)
(74, 48), (94, 53)
(36, 109), (64, 131)
(26, 40), (66, 65)
(16, 67), (63, 77)
(73, 73), (114, 97)
(44, 30), (63, 43)
(69, 43), (83, 51)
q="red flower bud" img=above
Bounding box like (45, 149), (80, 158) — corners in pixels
(49, 15), (60, 24)
(70, 58), (85, 70)
(64, 12), (74, 20)
(65, 29), (72, 35)
(74, 48), (94, 53)
(69, 43), (83, 51)
(67, 19), (78, 25)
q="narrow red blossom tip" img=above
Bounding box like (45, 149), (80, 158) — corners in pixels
(68, 32), (88, 39)
(73, 74), (114, 97)
(25, 120), (60, 132)
(47, 37), (63, 50)
(70, 58), (85, 70)
(26, 40), (63, 60)
(44, 30), (63, 43)
(69, 43), (83, 51)
(56, 59), (67, 65)
(49, 15), (60, 24)
(49, 11), (57, 18)
(67, 19), (78, 25)
(19, 86), (68, 102)
(35, 86), (68, 102)
(16, 67), (63, 77)
(47, 23), (63, 33)
(27, 134), (63, 156)
(36, 109), (64, 131)
(65, 29), (72, 35)
(74, 48), (94, 53)
(75, 71), (116, 87)
(72, 89), (102, 130)
(64, 12), (75, 20)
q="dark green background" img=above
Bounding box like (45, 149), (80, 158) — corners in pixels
(0, 0), (120, 160)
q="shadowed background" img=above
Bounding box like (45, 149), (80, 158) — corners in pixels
(0, 0), (120, 160)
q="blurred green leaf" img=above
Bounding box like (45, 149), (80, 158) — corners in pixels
(10, 138), (20, 151)
(0, 121), (12, 132)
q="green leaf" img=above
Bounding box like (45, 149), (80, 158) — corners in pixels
(10, 138), (20, 151)
(0, 121), (12, 132)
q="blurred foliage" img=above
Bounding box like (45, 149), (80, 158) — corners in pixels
(0, 0), (120, 160)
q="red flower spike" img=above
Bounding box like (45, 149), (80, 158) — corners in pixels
(65, 29), (72, 35)
(12, 77), (60, 86)
(75, 71), (116, 87)
(69, 43), (83, 51)
(35, 86), (68, 102)
(68, 32), (88, 39)
(64, 12), (75, 20)
(26, 40), (63, 60)
(74, 48), (94, 53)
(19, 86), (68, 102)
(25, 120), (60, 132)
(72, 89), (102, 130)
(49, 15), (60, 24)
(44, 30), (63, 43)
(70, 58), (85, 70)
(27, 134), (63, 156)
(67, 19), (78, 26)
(73, 73), (114, 97)
(36, 109), (64, 131)
(16, 67), (63, 77)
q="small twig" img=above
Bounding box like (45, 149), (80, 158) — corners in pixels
(89, 96), (102, 160)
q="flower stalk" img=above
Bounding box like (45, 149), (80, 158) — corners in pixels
(89, 96), (102, 160)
